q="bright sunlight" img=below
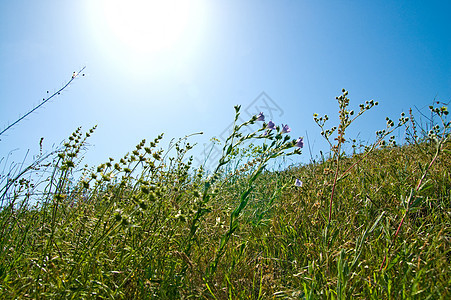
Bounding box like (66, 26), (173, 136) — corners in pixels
(98, 0), (193, 54)
(84, 0), (207, 79)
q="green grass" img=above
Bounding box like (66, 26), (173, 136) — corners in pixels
(0, 91), (449, 299)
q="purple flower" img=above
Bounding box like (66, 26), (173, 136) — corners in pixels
(266, 121), (276, 130)
(295, 179), (303, 187)
(281, 124), (291, 134)
(295, 137), (304, 148)
(257, 112), (265, 121)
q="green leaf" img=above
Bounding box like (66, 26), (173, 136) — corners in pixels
(409, 197), (424, 210)
(226, 145), (233, 156)
(418, 179), (433, 193)
(369, 211), (385, 233)
(385, 253), (401, 271)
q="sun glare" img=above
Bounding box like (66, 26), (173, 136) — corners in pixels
(85, 0), (207, 80)
(86, 0), (206, 59)
(100, 0), (192, 54)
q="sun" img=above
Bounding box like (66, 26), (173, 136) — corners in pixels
(101, 0), (192, 54)
(87, 0), (199, 56)
(84, 0), (208, 80)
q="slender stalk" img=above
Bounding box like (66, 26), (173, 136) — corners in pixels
(328, 148), (340, 224)
(0, 66), (86, 137)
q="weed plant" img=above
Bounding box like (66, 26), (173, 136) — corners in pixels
(0, 91), (449, 299)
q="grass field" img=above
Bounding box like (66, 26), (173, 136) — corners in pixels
(0, 90), (449, 299)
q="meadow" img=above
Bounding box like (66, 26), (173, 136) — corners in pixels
(0, 90), (449, 299)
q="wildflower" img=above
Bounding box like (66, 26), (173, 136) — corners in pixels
(281, 124), (291, 134)
(257, 112), (265, 121)
(295, 179), (303, 187)
(267, 121), (276, 130)
(295, 137), (304, 148)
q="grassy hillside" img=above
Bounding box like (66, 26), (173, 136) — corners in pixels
(0, 91), (449, 299)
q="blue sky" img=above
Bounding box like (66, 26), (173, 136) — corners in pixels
(1, 0), (450, 171)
